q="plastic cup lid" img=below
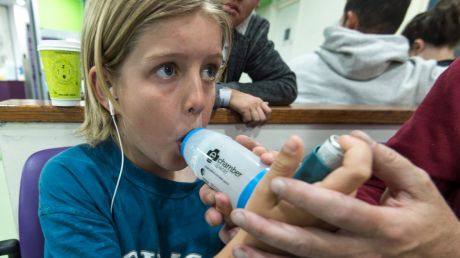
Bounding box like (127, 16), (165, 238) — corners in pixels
(37, 40), (80, 52)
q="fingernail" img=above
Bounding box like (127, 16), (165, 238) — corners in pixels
(233, 247), (249, 258)
(341, 134), (352, 141)
(282, 137), (297, 154)
(271, 178), (286, 195)
(351, 130), (377, 147)
(229, 227), (240, 238)
(206, 193), (214, 203)
(204, 214), (213, 226)
(369, 138), (378, 148)
(231, 211), (246, 227)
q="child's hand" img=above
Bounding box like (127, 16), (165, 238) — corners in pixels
(228, 90), (272, 127)
(200, 185), (237, 243)
(200, 185), (232, 227)
(235, 134), (277, 166)
(199, 134), (277, 243)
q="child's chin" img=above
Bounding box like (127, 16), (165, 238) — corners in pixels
(171, 157), (188, 170)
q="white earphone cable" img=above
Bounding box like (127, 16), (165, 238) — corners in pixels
(110, 113), (124, 214)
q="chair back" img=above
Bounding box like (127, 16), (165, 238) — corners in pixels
(18, 147), (68, 258)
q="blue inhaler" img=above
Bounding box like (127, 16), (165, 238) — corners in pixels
(293, 135), (343, 182)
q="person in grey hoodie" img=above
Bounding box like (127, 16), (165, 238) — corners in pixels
(290, 0), (446, 106)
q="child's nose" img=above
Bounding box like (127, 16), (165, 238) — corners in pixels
(185, 72), (206, 115)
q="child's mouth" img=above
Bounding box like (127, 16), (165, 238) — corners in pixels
(178, 129), (194, 150)
(223, 3), (239, 15)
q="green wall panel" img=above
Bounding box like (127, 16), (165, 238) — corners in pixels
(38, 0), (84, 32)
(259, 0), (273, 9)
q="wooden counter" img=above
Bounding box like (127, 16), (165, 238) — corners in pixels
(0, 99), (415, 124)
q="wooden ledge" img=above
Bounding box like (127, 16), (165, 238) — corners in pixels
(0, 99), (415, 124)
(0, 99), (84, 123)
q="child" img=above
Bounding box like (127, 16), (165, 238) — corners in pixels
(215, 0), (297, 126)
(38, 0), (231, 256)
(402, 0), (460, 66)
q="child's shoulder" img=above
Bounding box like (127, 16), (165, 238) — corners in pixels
(44, 143), (100, 169)
(41, 140), (117, 184)
(244, 14), (270, 39)
(39, 142), (116, 219)
(250, 13), (269, 28)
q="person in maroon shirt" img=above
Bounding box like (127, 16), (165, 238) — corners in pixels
(357, 57), (460, 217)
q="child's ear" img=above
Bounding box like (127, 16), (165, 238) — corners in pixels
(89, 66), (111, 113)
(342, 11), (359, 30)
(411, 39), (426, 55)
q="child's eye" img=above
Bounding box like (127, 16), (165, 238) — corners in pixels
(201, 65), (218, 81)
(155, 64), (177, 79)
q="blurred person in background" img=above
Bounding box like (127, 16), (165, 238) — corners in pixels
(215, 0), (297, 127)
(290, 0), (445, 106)
(402, 0), (460, 66)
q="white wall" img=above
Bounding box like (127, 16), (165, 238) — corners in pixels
(258, 0), (344, 62)
(12, 4), (29, 80)
(0, 4), (16, 80)
(257, 0), (429, 63)
(0, 1), (29, 81)
(399, 0), (430, 33)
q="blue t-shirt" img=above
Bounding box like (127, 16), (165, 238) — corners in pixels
(39, 139), (223, 258)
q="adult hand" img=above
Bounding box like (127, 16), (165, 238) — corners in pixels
(228, 90), (271, 127)
(230, 132), (460, 258)
(216, 133), (372, 257)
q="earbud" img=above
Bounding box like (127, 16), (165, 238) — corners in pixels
(108, 99), (115, 116)
(107, 86), (115, 116)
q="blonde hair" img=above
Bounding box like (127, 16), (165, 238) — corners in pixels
(80, 0), (231, 146)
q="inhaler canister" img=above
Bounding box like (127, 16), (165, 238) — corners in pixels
(181, 128), (269, 208)
(293, 135), (344, 182)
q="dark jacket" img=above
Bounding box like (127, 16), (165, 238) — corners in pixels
(215, 14), (297, 107)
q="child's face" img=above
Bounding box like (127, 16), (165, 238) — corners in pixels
(220, 0), (259, 27)
(114, 13), (222, 176)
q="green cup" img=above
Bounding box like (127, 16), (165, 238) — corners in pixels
(38, 40), (81, 106)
